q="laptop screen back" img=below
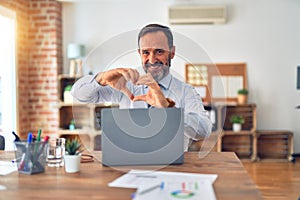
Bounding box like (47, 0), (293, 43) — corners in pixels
(101, 108), (184, 166)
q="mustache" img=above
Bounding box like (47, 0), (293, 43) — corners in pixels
(144, 62), (164, 68)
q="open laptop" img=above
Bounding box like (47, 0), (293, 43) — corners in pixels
(101, 108), (184, 166)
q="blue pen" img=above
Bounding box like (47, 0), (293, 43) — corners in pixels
(132, 182), (165, 198)
(27, 132), (33, 143)
(23, 133), (33, 171)
(18, 133), (32, 170)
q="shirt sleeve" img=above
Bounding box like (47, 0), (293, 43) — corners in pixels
(70, 75), (122, 104)
(183, 85), (212, 141)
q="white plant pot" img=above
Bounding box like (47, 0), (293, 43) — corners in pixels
(64, 154), (81, 173)
(233, 123), (242, 132)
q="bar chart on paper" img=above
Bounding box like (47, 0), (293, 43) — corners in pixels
(134, 180), (216, 200)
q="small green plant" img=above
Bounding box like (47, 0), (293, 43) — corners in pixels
(237, 88), (248, 95)
(65, 138), (84, 155)
(64, 85), (72, 92)
(230, 115), (245, 124)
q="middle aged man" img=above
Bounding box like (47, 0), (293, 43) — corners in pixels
(71, 24), (212, 151)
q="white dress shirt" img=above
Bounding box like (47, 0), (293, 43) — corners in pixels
(71, 73), (212, 151)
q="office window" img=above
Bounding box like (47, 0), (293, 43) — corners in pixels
(0, 6), (17, 150)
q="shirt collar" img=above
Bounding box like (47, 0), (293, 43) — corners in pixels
(158, 73), (172, 90)
(143, 73), (172, 90)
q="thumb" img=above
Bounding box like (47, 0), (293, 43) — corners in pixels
(132, 95), (147, 102)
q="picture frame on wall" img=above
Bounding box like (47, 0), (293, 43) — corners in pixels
(185, 63), (248, 104)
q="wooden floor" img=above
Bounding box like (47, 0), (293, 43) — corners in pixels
(242, 160), (300, 200)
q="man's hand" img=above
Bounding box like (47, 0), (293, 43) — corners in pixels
(133, 73), (174, 108)
(95, 68), (139, 100)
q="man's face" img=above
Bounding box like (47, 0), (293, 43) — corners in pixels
(138, 31), (175, 81)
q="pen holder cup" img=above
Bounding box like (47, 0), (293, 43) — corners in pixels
(14, 141), (48, 175)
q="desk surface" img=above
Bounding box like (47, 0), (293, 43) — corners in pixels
(0, 151), (262, 200)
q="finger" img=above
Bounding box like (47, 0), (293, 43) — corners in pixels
(127, 69), (140, 84)
(120, 87), (134, 100)
(123, 72), (131, 82)
(118, 68), (139, 84)
(132, 95), (147, 102)
(136, 74), (154, 85)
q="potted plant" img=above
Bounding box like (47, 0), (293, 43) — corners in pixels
(237, 88), (248, 104)
(69, 119), (75, 130)
(230, 115), (245, 132)
(64, 138), (83, 173)
(63, 85), (73, 103)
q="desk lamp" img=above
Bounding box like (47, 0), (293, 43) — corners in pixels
(67, 43), (85, 77)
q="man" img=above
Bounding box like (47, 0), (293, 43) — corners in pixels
(71, 24), (212, 151)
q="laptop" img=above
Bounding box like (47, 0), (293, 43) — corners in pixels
(101, 108), (184, 166)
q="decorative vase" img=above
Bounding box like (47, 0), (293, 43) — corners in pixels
(237, 94), (247, 104)
(233, 123), (242, 132)
(64, 154), (81, 173)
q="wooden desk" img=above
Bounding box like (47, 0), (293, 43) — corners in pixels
(0, 152), (262, 200)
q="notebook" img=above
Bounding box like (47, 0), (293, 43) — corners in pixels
(101, 108), (184, 166)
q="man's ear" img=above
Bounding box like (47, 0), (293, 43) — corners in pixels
(170, 46), (175, 59)
(137, 48), (141, 56)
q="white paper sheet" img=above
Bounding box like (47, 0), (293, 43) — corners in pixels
(108, 169), (217, 188)
(0, 161), (17, 175)
(134, 180), (216, 200)
(109, 170), (217, 200)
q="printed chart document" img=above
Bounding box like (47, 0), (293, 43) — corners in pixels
(109, 170), (217, 200)
(134, 180), (216, 200)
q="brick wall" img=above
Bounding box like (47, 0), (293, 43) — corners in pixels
(0, 0), (62, 138)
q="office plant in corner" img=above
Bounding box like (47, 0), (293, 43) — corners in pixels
(230, 115), (245, 132)
(237, 88), (248, 104)
(64, 138), (84, 173)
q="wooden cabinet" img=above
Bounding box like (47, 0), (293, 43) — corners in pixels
(57, 75), (117, 150)
(256, 130), (294, 161)
(198, 104), (293, 162)
(218, 104), (257, 161)
(189, 103), (258, 161)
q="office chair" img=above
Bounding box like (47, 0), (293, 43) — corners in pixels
(0, 135), (5, 150)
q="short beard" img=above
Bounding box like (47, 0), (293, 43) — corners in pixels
(143, 55), (171, 81)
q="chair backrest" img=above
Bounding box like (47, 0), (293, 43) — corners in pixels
(0, 135), (5, 150)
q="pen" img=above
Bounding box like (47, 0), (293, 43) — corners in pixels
(23, 133), (33, 171)
(135, 175), (157, 178)
(27, 132), (33, 143)
(32, 135), (49, 171)
(12, 131), (20, 141)
(33, 129), (42, 167)
(36, 129), (42, 142)
(132, 182), (164, 198)
(36, 136), (49, 156)
(18, 153), (26, 170)
(18, 132), (33, 170)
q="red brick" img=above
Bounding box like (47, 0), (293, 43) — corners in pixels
(0, 0), (62, 138)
